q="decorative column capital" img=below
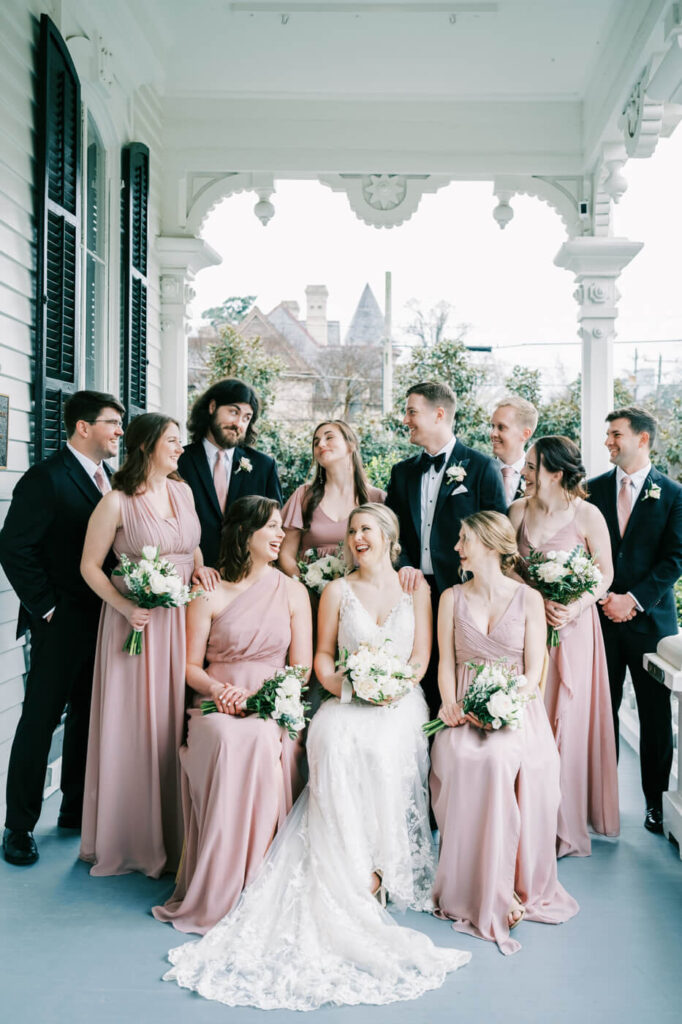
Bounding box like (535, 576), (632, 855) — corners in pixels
(155, 235), (221, 277)
(554, 237), (643, 278)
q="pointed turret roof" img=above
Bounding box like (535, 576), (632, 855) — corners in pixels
(344, 284), (384, 346)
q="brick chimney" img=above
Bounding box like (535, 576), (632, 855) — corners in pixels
(305, 285), (328, 346)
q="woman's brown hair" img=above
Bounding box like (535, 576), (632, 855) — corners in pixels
(532, 435), (588, 499)
(301, 420), (371, 531)
(218, 495), (281, 582)
(112, 414), (182, 496)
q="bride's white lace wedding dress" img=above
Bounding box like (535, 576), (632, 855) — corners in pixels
(163, 580), (471, 1010)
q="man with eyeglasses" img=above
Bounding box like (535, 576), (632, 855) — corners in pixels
(0, 390), (124, 865)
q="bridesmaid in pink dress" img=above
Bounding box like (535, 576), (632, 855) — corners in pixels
(509, 435), (620, 857)
(431, 511), (578, 955)
(153, 496), (312, 934)
(80, 414), (216, 878)
(278, 420), (385, 577)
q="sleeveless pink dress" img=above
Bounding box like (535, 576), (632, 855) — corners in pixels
(517, 503), (620, 857)
(430, 584), (578, 955)
(80, 480), (200, 878)
(282, 483), (386, 557)
(153, 568), (305, 934)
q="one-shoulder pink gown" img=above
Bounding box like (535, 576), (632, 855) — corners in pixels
(517, 505), (620, 857)
(430, 584), (579, 955)
(80, 480), (200, 878)
(153, 569), (305, 934)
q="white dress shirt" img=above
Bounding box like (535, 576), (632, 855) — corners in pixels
(203, 437), (235, 492)
(615, 462), (651, 611)
(66, 442), (110, 487)
(420, 436), (456, 575)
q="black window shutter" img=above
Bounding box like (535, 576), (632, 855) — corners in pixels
(120, 143), (149, 421)
(35, 14), (82, 461)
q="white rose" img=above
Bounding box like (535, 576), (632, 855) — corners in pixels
(278, 677), (301, 700)
(149, 571), (171, 595)
(554, 550), (570, 564)
(141, 545), (158, 561)
(305, 565), (324, 588)
(514, 674), (527, 690)
(164, 575), (183, 598)
(545, 550), (557, 560)
(138, 559), (155, 574)
(487, 690), (514, 721)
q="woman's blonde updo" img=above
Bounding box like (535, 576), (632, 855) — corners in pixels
(460, 510), (524, 575)
(346, 503), (402, 567)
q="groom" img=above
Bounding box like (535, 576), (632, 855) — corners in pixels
(588, 406), (682, 835)
(386, 381), (507, 715)
(179, 379), (283, 568)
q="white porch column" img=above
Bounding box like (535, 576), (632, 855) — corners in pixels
(155, 236), (221, 432)
(554, 238), (642, 476)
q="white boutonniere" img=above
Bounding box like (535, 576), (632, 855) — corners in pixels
(644, 483), (661, 501)
(236, 456), (253, 474)
(445, 462), (467, 486)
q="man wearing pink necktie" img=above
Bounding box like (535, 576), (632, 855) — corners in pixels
(0, 391), (124, 865)
(588, 407), (682, 835)
(489, 395), (538, 507)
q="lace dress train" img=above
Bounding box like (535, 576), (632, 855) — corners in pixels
(163, 581), (470, 1010)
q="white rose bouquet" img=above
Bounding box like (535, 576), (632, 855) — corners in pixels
(525, 544), (603, 646)
(339, 639), (415, 704)
(297, 545), (346, 594)
(113, 545), (200, 656)
(201, 665), (310, 739)
(423, 660), (532, 737)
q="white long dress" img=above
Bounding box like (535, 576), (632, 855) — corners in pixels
(163, 580), (471, 1011)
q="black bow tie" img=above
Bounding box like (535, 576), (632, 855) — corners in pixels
(420, 452), (446, 474)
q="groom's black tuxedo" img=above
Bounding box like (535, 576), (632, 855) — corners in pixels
(588, 465), (682, 809)
(0, 447), (113, 831)
(178, 440), (283, 569)
(386, 438), (507, 595)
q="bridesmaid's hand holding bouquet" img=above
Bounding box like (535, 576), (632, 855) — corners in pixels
(525, 544), (603, 646)
(201, 665), (310, 739)
(424, 661), (532, 737)
(113, 545), (201, 655)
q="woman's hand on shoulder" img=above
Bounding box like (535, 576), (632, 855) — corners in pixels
(192, 564), (221, 592)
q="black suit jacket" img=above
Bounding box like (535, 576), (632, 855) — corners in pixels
(587, 466), (682, 640)
(0, 447), (111, 638)
(178, 440), (283, 568)
(385, 439), (507, 594)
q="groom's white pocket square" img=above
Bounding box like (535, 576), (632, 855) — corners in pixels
(449, 485), (468, 496)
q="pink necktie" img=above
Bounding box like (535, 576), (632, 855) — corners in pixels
(93, 467), (109, 494)
(213, 453), (227, 511)
(501, 466), (516, 505)
(617, 475), (632, 536)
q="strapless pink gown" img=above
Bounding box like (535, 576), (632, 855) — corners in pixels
(282, 483), (386, 557)
(153, 569), (305, 934)
(80, 481), (200, 877)
(517, 505), (620, 857)
(430, 584), (579, 955)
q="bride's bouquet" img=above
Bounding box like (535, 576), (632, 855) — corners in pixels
(339, 639), (415, 704)
(423, 660), (533, 737)
(201, 665), (310, 739)
(297, 545), (346, 594)
(525, 544), (603, 646)
(113, 545), (200, 655)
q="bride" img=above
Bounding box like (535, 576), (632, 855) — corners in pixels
(163, 503), (471, 1010)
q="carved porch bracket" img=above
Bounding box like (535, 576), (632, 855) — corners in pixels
(491, 175), (591, 237)
(318, 173), (452, 229)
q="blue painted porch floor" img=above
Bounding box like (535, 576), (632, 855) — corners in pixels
(1, 743), (680, 1024)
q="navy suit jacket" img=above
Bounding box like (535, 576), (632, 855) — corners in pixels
(385, 438), (507, 594)
(0, 447), (112, 638)
(587, 466), (682, 640)
(178, 440), (283, 568)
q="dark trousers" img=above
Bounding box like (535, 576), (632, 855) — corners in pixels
(602, 622), (673, 811)
(421, 574), (442, 720)
(5, 599), (99, 831)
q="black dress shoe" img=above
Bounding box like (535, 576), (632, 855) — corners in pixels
(2, 828), (39, 865)
(644, 807), (664, 834)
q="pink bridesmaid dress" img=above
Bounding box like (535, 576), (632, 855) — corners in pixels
(80, 480), (200, 878)
(517, 505), (620, 857)
(282, 483), (386, 557)
(152, 568), (305, 934)
(430, 584), (579, 956)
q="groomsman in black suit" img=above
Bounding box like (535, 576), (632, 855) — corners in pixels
(0, 390), (124, 865)
(178, 379), (283, 568)
(489, 394), (538, 506)
(386, 381), (507, 715)
(588, 407), (682, 835)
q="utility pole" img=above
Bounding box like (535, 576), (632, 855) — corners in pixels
(382, 271), (393, 415)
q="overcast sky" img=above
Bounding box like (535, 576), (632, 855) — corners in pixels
(192, 126), (682, 394)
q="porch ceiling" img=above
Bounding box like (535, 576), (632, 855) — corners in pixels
(122, 0), (667, 179)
